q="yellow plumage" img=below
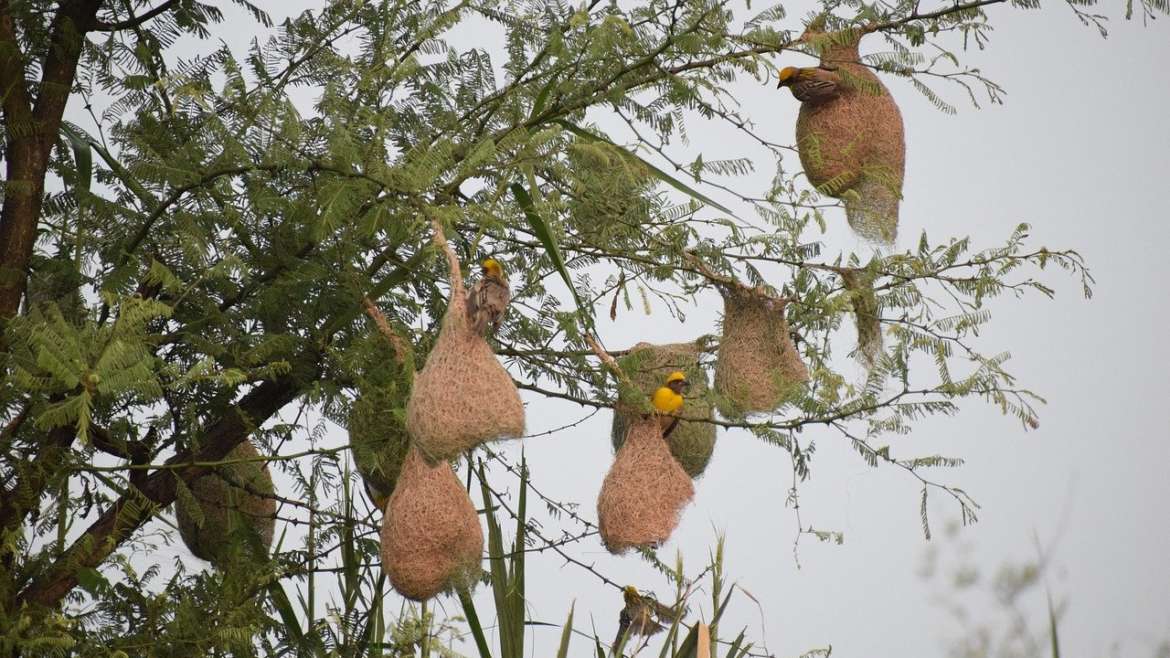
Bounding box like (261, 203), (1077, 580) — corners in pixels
(651, 386), (683, 415)
(651, 371), (688, 438)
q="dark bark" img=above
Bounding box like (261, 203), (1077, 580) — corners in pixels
(0, 0), (103, 320)
(18, 374), (304, 609)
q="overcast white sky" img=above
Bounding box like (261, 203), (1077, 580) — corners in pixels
(102, 2), (1170, 656)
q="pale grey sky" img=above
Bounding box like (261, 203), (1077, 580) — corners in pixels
(97, 2), (1170, 656)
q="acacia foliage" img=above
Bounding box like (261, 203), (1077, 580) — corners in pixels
(0, 0), (1144, 654)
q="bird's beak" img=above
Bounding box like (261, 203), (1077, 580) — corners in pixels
(682, 381), (692, 393)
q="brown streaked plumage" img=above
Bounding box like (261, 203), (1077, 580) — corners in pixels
(777, 65), (842, 104)
(466, 258), (510, 336)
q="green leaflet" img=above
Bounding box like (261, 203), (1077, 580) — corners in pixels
(555, 121), (738, 218)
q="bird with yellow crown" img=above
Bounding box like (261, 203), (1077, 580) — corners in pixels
(651, 371), (689, 439)
(776, 65), (841, 104)
(466, 257), (511, 336)
(614, 585), (685, 650)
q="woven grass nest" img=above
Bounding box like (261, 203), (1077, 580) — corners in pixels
(405, 223), (525, 462)
(839, 268), (882, 368)
(176, 441), (275, 565)
(714, 286), (808, 417)
(794, 27), (905, 244)
(598, 417), (695, 553)
(348, 384), (410, 510)
(380, 447), (483, 600)
(611, 342), (717, 478)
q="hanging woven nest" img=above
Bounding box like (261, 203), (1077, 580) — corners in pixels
(349, 319), (414, 510)
(839, 268), (882, 368)
(598, 417), (695, 553)
(611, 342), (717, 478)
(792, 26), (905, 244)
(176, 441), (276, 565)
(349, 385), (410, 511)
(405, 222), (525, 462)
(714, 286), (808, 417)
(380, 447), (483, 601)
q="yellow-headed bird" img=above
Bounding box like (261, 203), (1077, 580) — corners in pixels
(776, 65), (841, 104)
(466, 258), (511, 336)
(614, 586), (684, 651)
(651, 371), (689, 438)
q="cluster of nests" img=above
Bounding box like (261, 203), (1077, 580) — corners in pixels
(172, 20), (895, 603)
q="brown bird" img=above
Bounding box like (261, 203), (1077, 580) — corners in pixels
(613, 586), (684, 651)
(776, 65), (841, 104)
(466, 258), (510, 335)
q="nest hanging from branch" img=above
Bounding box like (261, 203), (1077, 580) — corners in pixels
(598, 417), (695, 553)
(405, 220), (525, 462)
(793, 26), (906, 244)
(380, 447), (483, 601)
(176, 441), (276, 565)
(838, 267), (882, 368)
(611, 341), (717, 478)
(714, 286), (808, 417)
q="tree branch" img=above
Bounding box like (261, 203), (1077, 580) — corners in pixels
(19, 373), (307, 609)
(92, 0), (178, 31)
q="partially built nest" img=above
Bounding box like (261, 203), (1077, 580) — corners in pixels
(176, 441), (276, 565)
(714, 287), (808, 417)
(380, 447), (483, 600)
(348, 385), (410, 509)
(611, 342), (717, 478)
(839, 268), (882, 368)
(795, 28), (905, 244)
(404, 225), (525, 462)
(598, 417), (695, 553)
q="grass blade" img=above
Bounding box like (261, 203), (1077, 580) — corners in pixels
(556, 602), (576, 658)
(457, 585), (493, 658)
(509, 183), (592, 327)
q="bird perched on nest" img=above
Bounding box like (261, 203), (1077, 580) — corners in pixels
(776, 65), (841, 103)
(466, 257), (510, 335)
(651, 371), (689, 439)
(614, 586), (684, 650)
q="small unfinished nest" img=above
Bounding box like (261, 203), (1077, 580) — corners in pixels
(348, 385), (410, 509)
(176, 441), (276, 565)
(611, 342), (717, 478)
(380, 447), (483, 600)
(598, 417), (695, 553)
(839, 268), (882, 368)
(795, 28), (905, 244)
(405, 224), (525, 462)
(714, 286), (808, 417)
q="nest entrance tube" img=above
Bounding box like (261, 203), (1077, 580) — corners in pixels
(714, 287), (808, 417)
(380, 447), (484, 601)
(404, 221), (525, 461)
(598, 417), (695, 553)
(175, 441), (276, 566)
(611, 342), (717, 478)
(794, 27), (905, 244)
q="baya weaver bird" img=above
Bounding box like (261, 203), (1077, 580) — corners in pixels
(614, 586), (684, 650)
(651, 371), (689, 438)
(776, 65), (841, 104)
(466, 257), (511, 336)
